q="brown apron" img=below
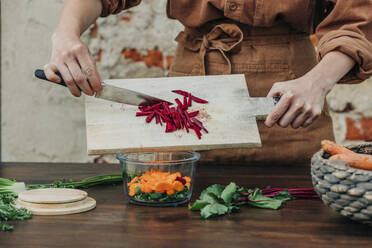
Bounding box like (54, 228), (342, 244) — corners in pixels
(169, 20), (335, 165)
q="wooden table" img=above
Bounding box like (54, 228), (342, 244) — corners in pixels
(1, 162), (371, 248)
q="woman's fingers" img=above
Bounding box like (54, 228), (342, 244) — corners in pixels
(300, 107), (322, 128)
(43, 64), (61, 83)
(55, 63), (81, 97)
(264, 91), (294, 127)
(65, 56), (94, 96)
(277, 102), (305, 128)
(291, 105), (322, 129)
(75, 47), (102, 93)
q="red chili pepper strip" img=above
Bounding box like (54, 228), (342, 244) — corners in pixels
(172, 90), (189, 97)
(146, 112), (155, 123)
(188, 111), (199, 118)
(155, 113), (160, 124)
(191, 96), (208, 104)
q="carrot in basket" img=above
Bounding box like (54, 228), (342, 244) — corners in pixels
(321, 140), (355, 155)
(330, 153), (372, 171)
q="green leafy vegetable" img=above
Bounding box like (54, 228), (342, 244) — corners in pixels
(0, 193), (32, 231)
(189, 183), (295, 219)
(0, 174), (123, 231)
(200, 203), (228, 219)
(220, 182), (237, 204)
(27, 174), (123, 190)
(133, 186), (189, 202)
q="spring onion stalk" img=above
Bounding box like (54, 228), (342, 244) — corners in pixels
(0, 178), (27, 195)
(26, 174), (123, 190)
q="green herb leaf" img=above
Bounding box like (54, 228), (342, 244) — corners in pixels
(189, 200), (210, 211)
(220, 182), (237, 204)
(0, 193), (32, 232)
(200, 184), (225, 199)
(200, 192), (219, 204)
(200, 203), (229, 219)
(246, 189), (288, 210)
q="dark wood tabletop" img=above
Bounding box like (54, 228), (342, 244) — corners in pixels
(1, 162), (371, 248)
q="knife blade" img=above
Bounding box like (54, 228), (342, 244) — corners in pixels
(34, 69), (172, 106)
(242, 96), (280, 120)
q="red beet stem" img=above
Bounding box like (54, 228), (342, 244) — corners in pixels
(188, 111), (199, 118)
(136, 112), (152, 116)
(188, 93), (192, 107)
(172, 90), (189, 97)
(175, 98), (183, 109)
(191, 96), (208, 104)
(146, 112), (155, 123)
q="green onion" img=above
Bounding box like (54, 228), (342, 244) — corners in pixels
(26, 174), (123, 190)
(0, 178), (27, 195)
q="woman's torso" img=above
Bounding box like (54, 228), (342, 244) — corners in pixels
(167, 0), (324, 33)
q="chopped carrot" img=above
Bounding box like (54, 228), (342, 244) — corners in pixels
(128, 169), (190, 197)
(183, 176), (191, 183)
(166, 189), (175, 195)
(321, 140), (355, 155)
(330, 153), (372, 171)
(154, 182), (173, 193)
(173, 181), (184, 192)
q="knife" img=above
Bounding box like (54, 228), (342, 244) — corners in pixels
(34, 69), (172, 106)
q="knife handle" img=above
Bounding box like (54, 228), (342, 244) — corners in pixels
(273, 96), (281, 105)
(34, 69), (68, 87)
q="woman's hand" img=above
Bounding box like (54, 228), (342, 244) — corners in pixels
(265, 51), (356, 129)
(43, 0), (103, 97)
(44, 33), (102, 97)
(264, 76), (326, 129)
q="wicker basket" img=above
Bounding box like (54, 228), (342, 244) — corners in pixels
(311, 144), (372, 225)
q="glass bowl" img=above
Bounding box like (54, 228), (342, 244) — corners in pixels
(117, 151), (199, 207)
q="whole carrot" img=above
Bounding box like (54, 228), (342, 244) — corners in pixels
(321, 140), (355, 155)
(330, 153), (372, 171)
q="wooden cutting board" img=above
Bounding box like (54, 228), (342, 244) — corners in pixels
(18, 188), (88, 204)
(15, 188), (96, 215)
(85, 74), (267, 155)
(15, 197), (96, 216)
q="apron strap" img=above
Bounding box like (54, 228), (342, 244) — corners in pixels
(175, 23), (244, 75)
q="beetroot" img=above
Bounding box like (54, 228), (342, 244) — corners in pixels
(136, 90), (208, 139)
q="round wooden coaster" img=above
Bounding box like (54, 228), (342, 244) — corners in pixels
(15, 197), (96, 216)
(18, 188), (88, 204)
